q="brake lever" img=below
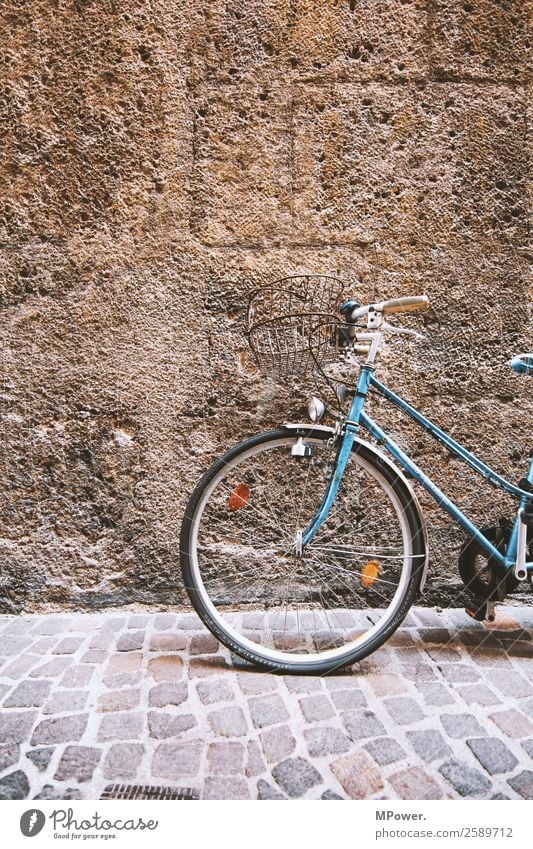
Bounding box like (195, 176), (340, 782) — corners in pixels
(381, 322), (425, 341)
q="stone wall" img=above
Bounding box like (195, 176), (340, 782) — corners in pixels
(0, 1), (530, 612)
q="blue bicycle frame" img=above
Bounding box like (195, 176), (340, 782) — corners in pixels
(303, 365), (533, 574)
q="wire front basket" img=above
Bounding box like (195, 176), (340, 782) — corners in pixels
(247, 275), (350, 378)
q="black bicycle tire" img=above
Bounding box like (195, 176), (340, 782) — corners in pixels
(180, 428), (426, 674)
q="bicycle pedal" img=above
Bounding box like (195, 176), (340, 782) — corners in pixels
(465, 601), (487, 622)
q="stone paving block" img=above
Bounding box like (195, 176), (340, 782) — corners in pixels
(522, 699), (533, 720)
(507, 771), (533, 800)
(413, 609), (444, 627)
(325, 675), (362, 690)
(0, 637), (33, 657)
(98, 688), (140, 713)
(0, 711), (38, 743)
(399, 664), (436, 683)
(366, 673), (408, 698)
(106, 653), (143, 675)
(363, 737), (406, 766)
(208, 706), (248, 738)
(29, 657), (73, 678)
(4, 680), (52, 708)
(207, 741), (246, 775)
(0, 770), (30, 799)
(81, 650), (108, 664)
(415, 682), (455, 706)
(101, 618), (125, 632)
(188, 656), (228, 677)
(331, 751), (383, 799)
(190, 633), (219, 655)
(467, 738), (518, 775)
(245, 740), (265, 778)
(97, 712), (143, 742)
(438, 664), (481, 683)
(389, 767), (444, 800)
(127, 615), (149, 628)
(284, 676), (322, 694)
(196, 678), (233, 705)
(59, 665), (94, 688)
(321, 790), (343, 800)
(26, 747), (53, 772)
(148, 712), (196, 739)
(237, 673), (276, 695)
(343, 710), (386, 741)
(103, 743), (145, 780)
(31, 619), (72, 636)
(304, 727), (350, 758)
(330, 688), (367, 711)
(54, 746), (101, 782)
(147, 656), (184, 682)
(257, 779), (286, 800)
(102, 672), (143, 690)
(406, 729), (452, 763)
(31, 714), (88, 746)
(152, 740), (203, 778)
(116, 631), (145, 652)
(419, 629), (454, 646)
(3, 620), (30, 635)
(90, 632), (113, 649)
(248, 694), (289, 728)
(52, 637), (85, 655)
(521, 740), (533, 759)
(149, 682), (188, 708)
(488, 709), (533, 739)
(456, 684), (501, 707)
(1, 655), (40, 678)
(32, 638), (58, 654)
(148, 633), (187, 652)
(33, 785), (82, 800)
(203, 777), (250, 800)
(42, 690), (88, 715)
(0, 742), (20, 771)
(260, 725), (296, 763)
(440, 713), (487, 739)
(439, 760), (492, 797)
(383, 697), (425, 726)
(299, 694), (335, 723)
(489, 670), (532, 700)
(175, 615), (203, 630)
(154, 614), (177, 630)
(272, 757), (322, 798)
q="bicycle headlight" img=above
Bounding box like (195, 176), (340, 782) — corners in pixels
(308, 396), (325, 423)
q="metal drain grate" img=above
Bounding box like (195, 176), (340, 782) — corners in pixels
(101, 784), (199, 800)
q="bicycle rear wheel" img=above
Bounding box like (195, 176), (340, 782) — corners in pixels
(180, 428), (426, 674)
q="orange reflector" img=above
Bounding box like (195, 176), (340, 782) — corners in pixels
(360, 560), (379, 589)
(228, 483), (250, 511)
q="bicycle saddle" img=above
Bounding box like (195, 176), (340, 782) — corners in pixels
(510, 353), (533, 375)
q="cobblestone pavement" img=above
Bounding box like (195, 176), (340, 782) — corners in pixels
(0, 606), (532, 801)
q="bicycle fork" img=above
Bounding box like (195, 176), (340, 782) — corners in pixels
(300, 365), (375, 548)
(506, 455), (533, 582)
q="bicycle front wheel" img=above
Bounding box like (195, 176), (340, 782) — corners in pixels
(180, 428), (426, 674)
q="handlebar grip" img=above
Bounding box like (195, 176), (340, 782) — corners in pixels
(380, 295), (429, 314)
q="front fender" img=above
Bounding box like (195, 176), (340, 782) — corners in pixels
(281, 422), (430, 591)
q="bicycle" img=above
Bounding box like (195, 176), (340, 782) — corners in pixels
(180, 275), (533, 674)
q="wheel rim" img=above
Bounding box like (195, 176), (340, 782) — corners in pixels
(187, 435), (417, 668)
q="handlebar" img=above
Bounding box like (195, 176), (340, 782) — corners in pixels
(344, 294), (429, 321)
(378, 295), (429, 314)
